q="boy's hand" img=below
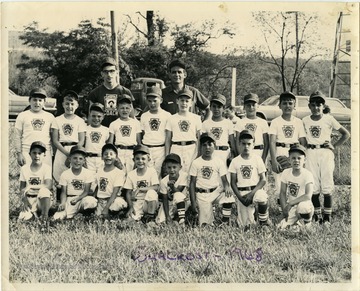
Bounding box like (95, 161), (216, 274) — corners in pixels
(114, 158), (124, 170)
(21, 196), (31, 211)
(272, 160), (282, 174)
(224, 185), (233, 197)
(166, 216), (173, 224)
(283, 204), (291, 219)
(58, 202), (66, 211)
(126, 207), (135, 218)
(17, 153), (26, 167)
(323, 141), (335, 152)
(70, 197), (79, 205)
(191, 205), (198, 214)
(243, 192), (254, 206)
(101, 208), (109, 218)
(65, 157), (71, 168)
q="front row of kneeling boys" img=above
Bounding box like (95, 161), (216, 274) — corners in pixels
(19, 129), (314, 231)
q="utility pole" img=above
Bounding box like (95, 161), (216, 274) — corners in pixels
(110, 11), (119, 83)
(286, 11), (299, 94)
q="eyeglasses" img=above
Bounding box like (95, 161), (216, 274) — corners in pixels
(102, 70), (116, 75)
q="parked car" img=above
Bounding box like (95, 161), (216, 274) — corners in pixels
(8, 89), (57, 118)
(257, 95), (351, 123)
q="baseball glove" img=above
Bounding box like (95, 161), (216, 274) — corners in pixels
(276, 155), (291, 171)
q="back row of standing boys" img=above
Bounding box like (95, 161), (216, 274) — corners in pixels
(15, 60), (350, 231)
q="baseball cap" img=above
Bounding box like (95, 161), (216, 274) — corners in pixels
(102, 143), (118, 155)
(89, 102), (105, 113)
(239, 129), (254, 140)
(309, 91), (326, 104)
(177, 88), (193, 99)
(146, 86), (162, 98)
(279, 91), (296, 101)
(70, 145), (87, 156)
(289, 144), (306, 156)
(210, 94), (227, 106)
(199, 132), (216, 144)
(30, 141), (46, 153)
(101, 57), (117, 69)
(29, 88), (47, 99)
(133, 144), (150, 155)
(118, 94), (133, 104)
(63, 90), (79, 100)
(243, 93), (259, 104)
(169, 59), (186, 70)
(164, 153), (181, 165)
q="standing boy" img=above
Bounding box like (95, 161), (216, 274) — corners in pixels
(235, 93), (269, 162)
(14, 88), (55, 167)
(140, 87), (171, 177)
(189, 133), (234, 227)
(224, 105), (242, 129)
(108, 94), (142, 174)
(124, 145), (159, 223)
(278, 144), (314, 231)
(53, 146), (97, 220)
(229, 130), (269, 230)
(302, 91), (350, 224)
(165, 88), (202, 173)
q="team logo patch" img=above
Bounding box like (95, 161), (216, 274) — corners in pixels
(245, 123), (257, 132)
(240, 165), (252, 179)
(178, 120), (190, 132)
(309, 126), (321, 138)
(288, 182), (300, 197)
(62, 123), (74, 136)
(149, 118), (161, 131)
(137, 180), (149, 188)
(90, 131), (102, 143)
(201, 166), (213, 180)
(282, 125), (294, 138)
(104, 94), (118, 115)
(210, 127), (223, 140)
(31, 119), (45, 131)
(71, 179), (84, 190)
(99, 177), (108, 192)
(29, 177), (41, 185)
(120, 125), (132, 137)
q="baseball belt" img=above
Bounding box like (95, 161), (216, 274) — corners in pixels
(61, 142), (77, 147)
(172, 141), (196, 146)
(238, 186), (256, 191)
(254, 145), (264, 150)
(87, 152), (101, 157)
(67, 194), (78, 197)
(307, 144), (326, 149)
(276, 142), (298, 148)
(143, 144), (165, 148)
(117, 145), (135, 150)
(215, 146), (229, 151)
(196, 187), (217, 193)
(26, 194), (38, 198)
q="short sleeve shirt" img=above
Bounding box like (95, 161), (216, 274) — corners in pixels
(59, 167), (95, 196)
(51, 114), (86, 143)
(268, 116), (306, 143)
(280, 168), (314, 202)
(202, 118), (234, 147)
(20, 163), (52, 195)
(159, 171), (188, 196)
(235, 117), (269, 146)
(123, 167), (159, 191)
(165, 112), (202, 142)
(85, 125), (110, 154)
(96, 167), (126, 199)
(109, 118), (141, 146)
(141, 109), (171, 145)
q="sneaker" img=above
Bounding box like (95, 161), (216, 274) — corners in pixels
(313, 214), (323, 224)
(39, 219), (49, 233)
(178, 218), (185, 225)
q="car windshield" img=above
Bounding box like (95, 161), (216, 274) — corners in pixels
(261, 96), (279, 105)
(131, 82), (142, 90)
(261, 96), (346, 108)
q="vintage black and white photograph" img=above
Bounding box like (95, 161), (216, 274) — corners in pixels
(1, 1), (358, 290)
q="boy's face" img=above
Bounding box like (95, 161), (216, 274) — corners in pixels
(176, 96), (192, 112)
(239, 138), (254, 155)
(101, 65), (117, 86)
(89, 110), (104, 127)
(62, 97), (79, 115)
(146, 96), (162, 111)
(224, 108), (233, 118)
(308, 100), (324, 116)
(29, 147), (45, 164)
(70, 153), (86, 170)
(201, 140), (215, 158)
(289, 151), (305, 170)
(279, 98), (295, 115)
(102, 149), (117, 165)
(29, 97), (45, 112)
(210, 101), (224, 118)
(133, 153), (150, 169)
(117, 102), (132, 119)
(170, 66), (187, 84)
(166, 162), (181, 180)
(244, 101), (258, 117)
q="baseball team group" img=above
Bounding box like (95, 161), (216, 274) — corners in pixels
(13, 57), (351, 232)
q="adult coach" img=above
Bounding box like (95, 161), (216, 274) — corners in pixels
(161, 60), (210, 119)
(88, 57), (134, 127)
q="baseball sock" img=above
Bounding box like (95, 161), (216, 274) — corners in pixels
(299, 213), (312, 224)
(56, 187), (62, 202)
(323, 194), (332, 222)
(258, 203), (269, 225)
(312, 194), (321, 221)
(222, 203), (232, 223)
(176, 201), (186, 220)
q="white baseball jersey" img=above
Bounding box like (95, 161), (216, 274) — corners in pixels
(51, 114), (86, 143)
(229, 115), (242, 129)
(280, 168), (314, 202)
(96, 167), (126, 199)
(141, 109), (171, 145)
(15, 110), (55, 150)
(166, 112), (202, 142)
(109, 118), (141, 146)
(159, 171), (188, 196)
(202, 118), (234, 147)
(85, 125), (110, 154)
(228, 154), (266, 188)
(302, 114), (341, 145)
(124, 167), (159, 191)
(189, 156), (227, 189)
(59, 167), (95, 196)
(235, 117), (269, 146)
(20, 163), (52, 195)
(268, 116), (306, 144)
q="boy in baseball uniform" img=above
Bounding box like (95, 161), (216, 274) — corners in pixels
(53, 146), (97, 220)
(229, 130), (270, 230)
(51, 90), (86, 202)
(224, 105), (242, 129)
(189, 133), (235, 227)
(124, 145), (159, 223)
(235, 93), (269, 162)
(302, 91), (350, 224)
(14, 88), (55, 168)
(108, 94), (142, 174)
(156, 153), (189, 225)
(278, 144), (314, 232)
(140, 87), (171, 177)
(165, 88), (202, 173)
(94, 143), (128, 217)
(18, 141), (52, 230)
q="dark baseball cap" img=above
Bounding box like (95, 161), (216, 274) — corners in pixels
(279, 91), (296, 101)
(101, 57), (117, 69)
(90, 102), (105, 113)
(133, 144), (150, 156)
(239, 129), (254, 140)
(169, 59), (186, 70)
(164, 153), (181, 165)
(289, 144), (306, 156)
(102, 143), (118, 155)
(200, 132), (216, 144)
(309, 91), (326, 104)
(70, 145), (87, 156)
(177, 88), (193, 99)
(211, 94), (227, 106)
(29, 88), (47, 99)
(146, 87), (162, 98)
(244, 93), (259, 104)
(30, 141), (46, 153)
(63, 90), (79, 100)
(118, 94), (133, 104)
